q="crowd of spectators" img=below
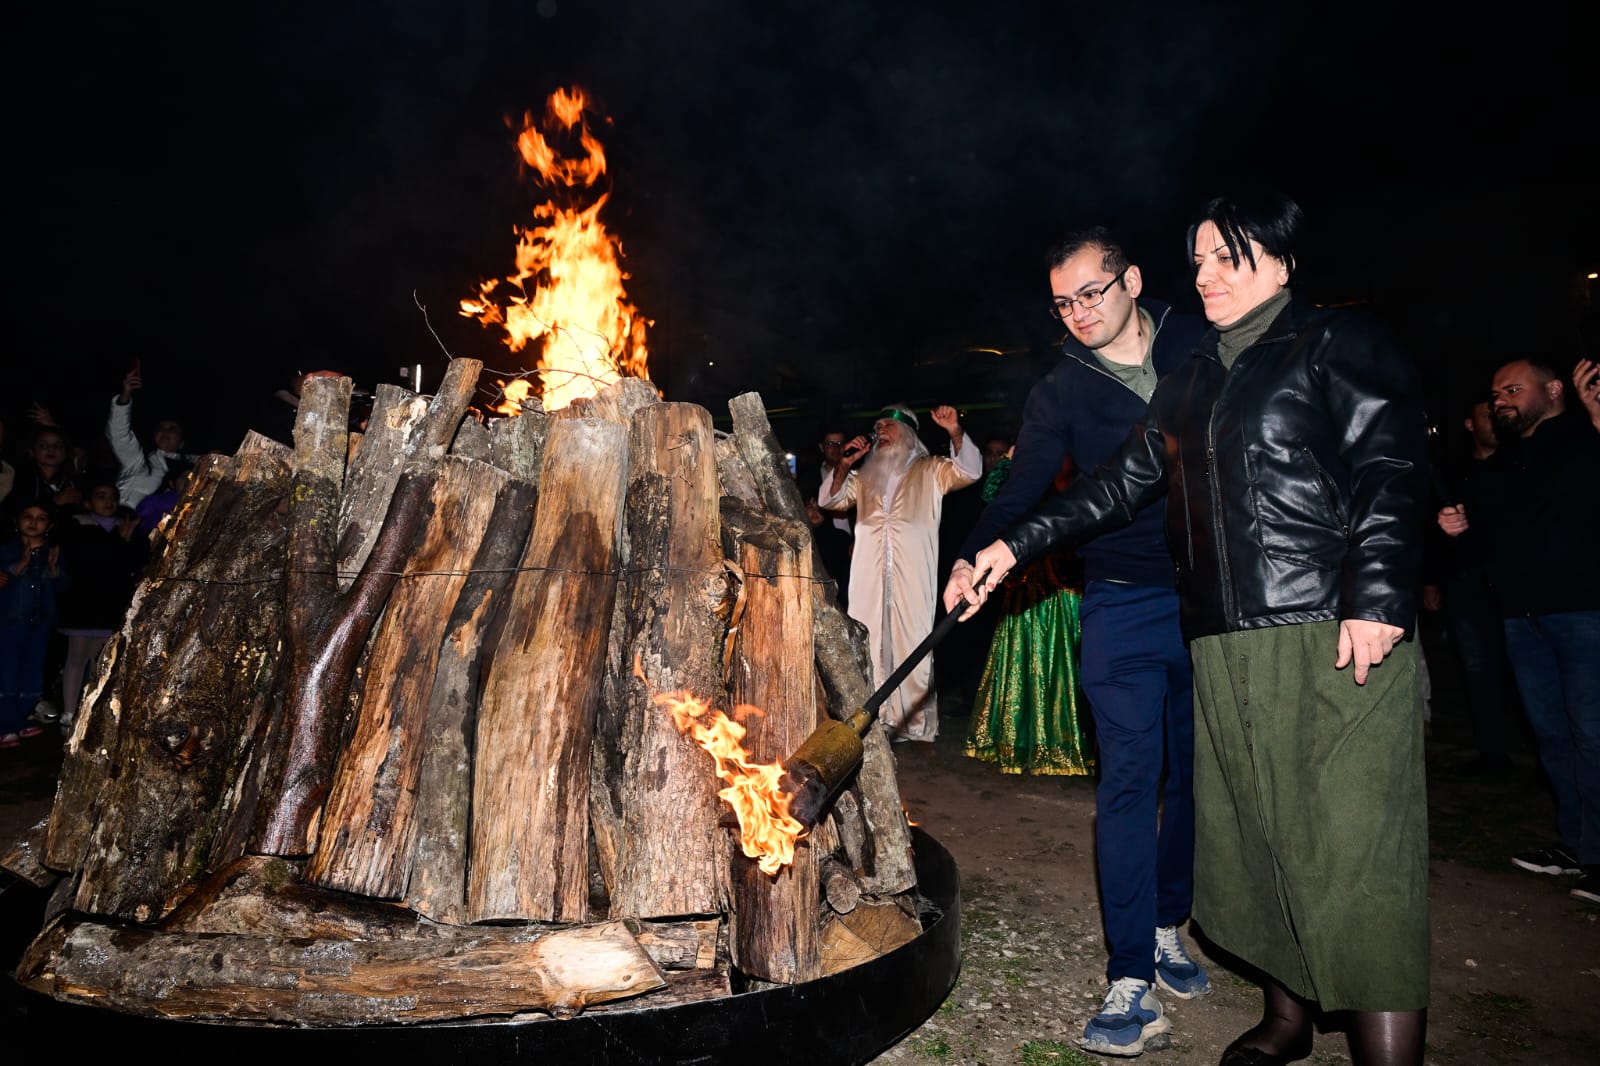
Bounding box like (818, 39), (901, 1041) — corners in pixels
(0, 365), (215, 746)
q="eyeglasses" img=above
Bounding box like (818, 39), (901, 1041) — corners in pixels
(1048, 266), (1129, 320)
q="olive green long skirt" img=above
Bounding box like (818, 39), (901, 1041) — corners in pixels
(1189, 622), (1429, 1011)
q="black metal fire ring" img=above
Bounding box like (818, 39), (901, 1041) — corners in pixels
(4, 826), (961, 1064)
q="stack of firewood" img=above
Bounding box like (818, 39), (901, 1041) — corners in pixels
(5, 362), (923, 1026)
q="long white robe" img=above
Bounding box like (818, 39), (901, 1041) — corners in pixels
(820, 436), (981, 740)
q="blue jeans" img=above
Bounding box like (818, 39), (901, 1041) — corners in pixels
(1502, 610), (1600, 865)
(1078, 580), (1196, 984)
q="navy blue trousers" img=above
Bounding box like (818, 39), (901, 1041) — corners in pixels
(1078, 580), (1196, 984)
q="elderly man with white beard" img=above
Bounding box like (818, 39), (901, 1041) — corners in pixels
(820, 403), (982, 743)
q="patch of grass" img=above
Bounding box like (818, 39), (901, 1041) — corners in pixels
(936, 996), (961, 1015)
(1001, 966), (1026, 986)
(1019, 1039), (1096, 1066)
(909, 1035), (953, 1060)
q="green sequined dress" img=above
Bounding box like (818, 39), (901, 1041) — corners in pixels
(964, 458), (1096, 775)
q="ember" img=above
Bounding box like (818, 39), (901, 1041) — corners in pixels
(461, 85), (651, 412)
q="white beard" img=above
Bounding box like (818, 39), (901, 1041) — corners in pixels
(857, 433), (922, 503)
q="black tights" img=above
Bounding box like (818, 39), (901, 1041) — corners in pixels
(1347, 1007), (1426, 1066)
(1234, 979), (1425, 1066)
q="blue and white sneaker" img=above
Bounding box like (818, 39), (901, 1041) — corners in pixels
(1154, 925), (1212, 999)
(1080, 977), (1171, 1057)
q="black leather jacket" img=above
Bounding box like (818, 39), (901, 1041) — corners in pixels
(1002, 299), (1428, 642)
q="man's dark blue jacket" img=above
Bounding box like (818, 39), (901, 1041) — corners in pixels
(957, 297), (1205, 587)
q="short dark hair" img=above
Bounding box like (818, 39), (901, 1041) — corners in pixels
(1046, 225), (1129, 276)
(1187, 189), (1302, 281)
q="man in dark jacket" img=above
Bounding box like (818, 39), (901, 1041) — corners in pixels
(945, 227), (1211, 1053)
(1438, 357), (1600, 905)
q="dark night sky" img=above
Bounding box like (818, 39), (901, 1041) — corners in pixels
(12, 0), (1597, 457)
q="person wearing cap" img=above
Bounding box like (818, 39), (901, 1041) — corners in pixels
(820, 402), (981, 743)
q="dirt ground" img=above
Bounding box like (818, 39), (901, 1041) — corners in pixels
(1, 619), (1596, 1065)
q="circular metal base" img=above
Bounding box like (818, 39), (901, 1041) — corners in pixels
(4, 827), (961, 1064)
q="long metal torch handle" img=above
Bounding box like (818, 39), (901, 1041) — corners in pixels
(859, 581), (978, 722)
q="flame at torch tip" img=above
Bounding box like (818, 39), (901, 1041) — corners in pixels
(655, 691), (806, 875)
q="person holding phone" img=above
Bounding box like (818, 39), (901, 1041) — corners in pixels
(105, 359), (200, 509)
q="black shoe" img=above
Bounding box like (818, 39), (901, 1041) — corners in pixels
(1219, 1035), (1312, 1066)
(1572, 868), (1600, 905)
(1511, 845), (1581, 876)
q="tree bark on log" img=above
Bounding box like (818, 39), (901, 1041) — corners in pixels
(723, 524), (821, 984)
(490, 403), (550, 484)
(469, 417), (629, 923)
(404, 472), (539, 924)
(726, 392), (916, 897)
(160, 855), (717, 973)
(334, 383), (429, 588)
(593, 403), (734, 920)
(250, 375), (351, 856)
(17, 915), (666, 1025)
(253, 362), (483, 857)
(307, 456), (509, 898)
(44, 454), (291, 921)
(335, 361), (483, 583)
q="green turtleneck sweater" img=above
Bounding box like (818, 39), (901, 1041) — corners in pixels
(1216, 288), (1291, 370)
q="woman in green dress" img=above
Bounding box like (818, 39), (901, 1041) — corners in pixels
(965, 451), (1095, 775)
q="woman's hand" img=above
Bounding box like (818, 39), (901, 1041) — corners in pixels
(943, 542), (1016, 619)
(1335, 619), (1405, 685)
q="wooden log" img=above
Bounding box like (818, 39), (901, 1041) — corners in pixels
(334, 382), (429, 588)
(449, 412), (493, 459)
(45, 454), (292, 920)
(714, 432), (761, 505)
(819, 854), (863, 915)
(251, 374), (351, 856)
(404, 473), (539, 924)
(583, 965), (732, 1012)
(307, 457), (508, 898)
(593, 402), (734, 920)
(17, 915), (666, 1025)
(165, 855), (717, 972)
(1, 817), (53, 888)
(490, 402), (551, 484)
(727, 391), (917, 897)
(818, 894), (922, 977)
(723, 524), (821, 983)
(336, 360), (482, 588)
(552, 375), (661, 426)
(468, 417), (629, 923)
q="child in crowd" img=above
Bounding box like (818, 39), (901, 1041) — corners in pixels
(1, 504), (69, 747)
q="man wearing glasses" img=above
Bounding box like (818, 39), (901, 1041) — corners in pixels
(944, 227), (1209, 1055)
(816, 430), (856, 538)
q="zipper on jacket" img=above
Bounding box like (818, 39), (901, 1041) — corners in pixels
(1302, 446), (1350, 538)
(1205, 418), (1236, 624)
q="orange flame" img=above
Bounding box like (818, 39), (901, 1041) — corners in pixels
(656, 691), (806, 875)
(462, 86), (651, 413)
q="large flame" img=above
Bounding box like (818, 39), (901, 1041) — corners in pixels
(656, 691), (806, 875)
(462, 86), (650, 412)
